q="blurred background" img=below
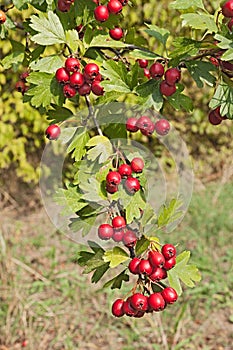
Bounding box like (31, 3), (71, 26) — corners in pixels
(0, 0), (233, 349)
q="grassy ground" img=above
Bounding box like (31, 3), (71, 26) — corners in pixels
(0, 180), (233, 350)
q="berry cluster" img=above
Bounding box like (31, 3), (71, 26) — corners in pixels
(15, 71), (29, 95)
(137, 60), (181, 97)
(98, 216), (138, 246)
(106, 157), (144, 194)
(126, 115), (170, 137)
(55, 58), (104, 98)
(0, 10), (6, 24)
(112, 286), (178, 318)
(208, 106), (228, 126)
(57, 0), (75, 12)
(222, 0), (233, 31)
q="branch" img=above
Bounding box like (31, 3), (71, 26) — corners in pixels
(85, 95), (103, 136)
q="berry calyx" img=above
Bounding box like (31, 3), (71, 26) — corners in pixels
(122, 230), (137, 247)
(165, 67), (181, 85)
(148, 293), (166, 311)
(130, 157), (144, 173)
(106, 171), (121, 185)
(161, 244), (176, 260)
(149, 62), (164, 79)
(109, 27), (124, 40)
(107, 0), (123, 14)
(148, 250), (165, 268)
(154, 119), (170, 136)
(128, 257), (141, 274)
(124, 177), (140, 194)
(98, 223), (114, 240)
(84, 63), (100, 80)
(94, 5), (109, 22)
(160, 80), (176, 96)
(55, 67), (70, 84)
(0, 10), (6, 25)
(130, 293), (148, 311)
(70, 72), (84, 88)
(112, 216), (126, 229)
(65, 57), (80, 73)
(138, 259), (153, 275)
(126, 117), (139, 132)
(112, 299), (125, 317)
(222, 0), (233, 18)
(163, 256), (176, 270)
(138, 59), (148, 68)
(63, 84), (77, 98)
(118, 164), (132, 178)
(161, 287), (178, 304)
(45, 124), (61, 140)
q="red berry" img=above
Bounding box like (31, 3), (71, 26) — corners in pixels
(20, 72), (29, 81)
(161, 244), (176, 260)
(94, 5), (109, 22)
(208, 110), (222, 125)
(128, 257), (141, 274)
(98, 223), (114, 240)
(55, 67), (70, 84)
(126, 117), (139, 132)
(228, 17), (233, 31)
(0, 10), (6, 24)
(112, 216), (126, 229)
(106, 171), (121, 185)
(93, 73), (103, 82)
(143, 68), (151, 79)
(209, 57), (219, 67)
(118, 164), (132, 178)
(130, 157), (144, 173)
(70, 72), (84, 88)
(57, 0), (71, 12)
(136, 116), (155, 136)
(148, 293), (166, 311)
(106, 183), (118, 194)
(78, 83), (91, 96)
(213, 106), (227, 120)
(107, 0), (123, 14)
(15, 81), (26, 93)
(91, 81), (104, 96)
(112, 299), (125, 317)
(65, 57), (80, 73)
(138, 259), (153, 275)
(45, 124), (61, 140)
(123, 298), (137, 316)
(21, 340), (27, 347)
(160, 80), (176, 96)
(149, 62), (164, 79)
(138, 59), (148, 68)
(130, 293), (148, 311)
(124, 177), (140, 194)
(163, 256), (176, 270)
(222, 0), (233, 17)
(84, 63), (100, 80)
(148, 251), (165, 268)
(112, 229), (124, 242)
(165, 67), (181, 86)
(122, 230), (137, 247)
(63, 84), (77, 98)
(154, 119), (170, 136)
(161, 287), (178, 304)
(149, 267), (167, 282)
(109, 27), (124, 40)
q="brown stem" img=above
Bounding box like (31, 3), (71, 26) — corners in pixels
(85, 95), (103, 136)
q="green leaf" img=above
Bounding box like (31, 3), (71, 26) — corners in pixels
(67, 127), (90, 161)
(69, 215), (96, 237)
(186, 60), (216, 88)
(144, 24), (170, 47)
(1, 40), (25, 69)
(103, 270), (129, 289)
(221, 49), (233, 61)
(167, 85), (194, 112)
(181, 13), (217, 32)
(135, 80), (164, 110)
(168, 251), (201, 296)
(169, 38), (201, 62)
(90, 34), (128, 49)
(158, 198), (183, 228)
(30, 11), (66, 45)
(128, 49), (159, 60)
(66, 29), (82, 53)
(124, 191), (147, 224)
(170, 0), (205, 10)
(54, 185), (87, 214)
(13, 0), (29, 10)
(91, 263), (110, 283)
(141, 203), (157, 226)
(135, 236), (150, 256)
(209, 81), (233, 119)
(103, 247), (129, 268)
(47, 105), (74, 122)
(29, 55), (63, 73)
(214, 35), (233, 61)
(96, 91), (124, 104)
(86, 136), (113, 164)
(79, 177), (107, 203)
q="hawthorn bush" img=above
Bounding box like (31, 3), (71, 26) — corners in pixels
(0, 0), (232, 318)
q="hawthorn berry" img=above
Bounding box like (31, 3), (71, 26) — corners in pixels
(154, 119), (170, 136)
(144, 68), (151, 79)
(130, 293), (148, 311)
(138, 259), (153, 275)
(15, 81), (26, 93)
(148, 251), (165, 268)
(149, 267), (167, 282)
(222, 0), (233, 17)
(106, 171), (121, 185)
(148, 293), (166, 311)
(70, 72), (84, 88)
(124, 177), (140, 194)
(126, 117), (139, 132)
(165, 67), (181, 85)
(98, 223), (114, 240)
(109, 27), (124, 40)
(128, 257), (141, 274)
(112, 229), (125, 242)
(57, 0), (71, 12)
(65, 57), (80, 73)
(228, 17), (233, 31)
(107, 0), (123, 14)
(94, 5), (109, 22)
(45, 124), (61, 140)
(0, 10), (6, 24)
(118, 164), (132, 178)
(63, 84), (77, 98)
(130, 157), (144, 173)
(112, 299), (125, 317)
(138, 59), (148, 68)
(78, 83), (91, 96)
(160, 80), (176, 96)
(123, 297), (137, 316)
(208, 110), (222, 125)
(122, 230), (137, 247)
(161, 287), (178, 304)
(55, 67), (70, 84)
(149, 62), (164, 79)
(163, 256), (176, 270)
(106, 183), (118, 194)
(136, 116), (155, 136)
(161, 244), (176, 260)
(112, 216), (126, 229)
(91, 81), (104, 96)
(84, 63), (100, 80)
(20, 72), (29, 81)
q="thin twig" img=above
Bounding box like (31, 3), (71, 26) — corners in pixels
(85, 95), (103, 135)
(11, 257), (50, 284)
